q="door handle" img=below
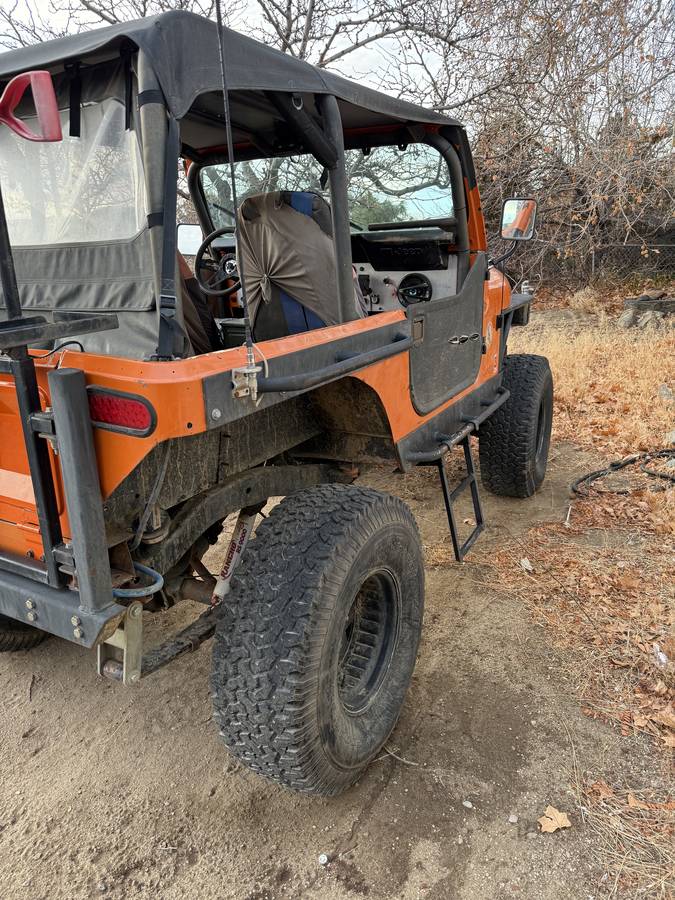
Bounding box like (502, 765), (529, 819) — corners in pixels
(448, 333), (480, 346)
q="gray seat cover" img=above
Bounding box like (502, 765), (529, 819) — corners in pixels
(237, 192), (364, 329)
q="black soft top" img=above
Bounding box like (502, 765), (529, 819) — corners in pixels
(0, 11), (459, 129)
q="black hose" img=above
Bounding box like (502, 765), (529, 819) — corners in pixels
(570, 449), (675, 496)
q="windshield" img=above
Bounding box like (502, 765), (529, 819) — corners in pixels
(0, 98), (146, 247)
(200, 143), (452, 230)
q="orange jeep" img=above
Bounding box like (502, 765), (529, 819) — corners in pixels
(0, 12), (551, 795)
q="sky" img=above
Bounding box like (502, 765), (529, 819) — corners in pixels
(2, 0), (392, 89)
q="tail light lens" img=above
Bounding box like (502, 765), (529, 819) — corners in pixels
(87, 388), (156, 436)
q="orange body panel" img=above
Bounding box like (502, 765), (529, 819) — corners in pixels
(0, 266), (508, 559)
(0, 156), (507, 560)
(356, 265), (504, 438)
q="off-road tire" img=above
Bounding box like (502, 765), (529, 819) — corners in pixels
(210, 483), (424, 796)
(0, 615), (48, 652)
(479, 353), (553, 498)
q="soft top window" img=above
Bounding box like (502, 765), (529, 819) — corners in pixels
(0, 98), (146, 247)
(200, 143), (452, 231)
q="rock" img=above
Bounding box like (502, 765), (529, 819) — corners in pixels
(618, 309), (638, 328)
(658, 384), (674, 402)
(665, 458), (675, 470)
(637, 311), (662, 329)
(508, 814), (519, 824)
(526, 831), (538, 840)
(624, 293), (675, 315)
(318, 853), (329, 866)
(665, 430), (675, 446)
(462, 800), (474, 809)
(643, 289), (666, 300)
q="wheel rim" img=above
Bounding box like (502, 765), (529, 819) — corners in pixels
(337, 570), (400, 714)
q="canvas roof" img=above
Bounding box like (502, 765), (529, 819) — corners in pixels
(0, 11), (460, 131)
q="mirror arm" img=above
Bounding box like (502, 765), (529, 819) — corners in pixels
(489, 240), (517, 271)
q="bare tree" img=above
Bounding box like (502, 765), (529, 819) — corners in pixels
(2, 0), (673, 279)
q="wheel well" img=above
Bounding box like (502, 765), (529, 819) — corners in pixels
(298, 377), (398, 464)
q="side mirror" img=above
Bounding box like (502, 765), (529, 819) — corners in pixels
(0, 71), (62, 142)
(500, 198), (537, 241)
(177, 223), (203, 256)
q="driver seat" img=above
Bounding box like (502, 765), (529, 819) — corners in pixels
(237, 191), (362, 341)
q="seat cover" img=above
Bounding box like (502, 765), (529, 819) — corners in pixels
(237, 191), (341, 333)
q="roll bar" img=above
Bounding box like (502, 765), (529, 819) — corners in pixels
(422, 131), (470, 286)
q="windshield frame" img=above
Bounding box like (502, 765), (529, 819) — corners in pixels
(193, 139), (456, 236)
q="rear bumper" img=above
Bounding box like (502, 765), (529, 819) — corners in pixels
(0, 366), (122, 646)
(0, 569), (125, 647)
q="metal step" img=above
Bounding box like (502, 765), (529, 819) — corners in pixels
(436, 436), (485, 562)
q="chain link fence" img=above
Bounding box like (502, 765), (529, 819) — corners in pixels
(522, 242), (675, 285)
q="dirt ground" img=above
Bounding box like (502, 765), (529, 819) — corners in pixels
(0, 313), (671, 900)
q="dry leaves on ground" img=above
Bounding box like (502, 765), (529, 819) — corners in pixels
(488, 507), (675, 750)
(538, 806), (572, 833)
(534, 279), (675, 316)
(568, 485), (674, 537)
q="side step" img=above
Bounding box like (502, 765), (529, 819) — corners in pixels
(401, 388), (509, 562)
(436, 436), (485, 562)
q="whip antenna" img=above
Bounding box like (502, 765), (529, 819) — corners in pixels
(214, 0), (260, 397)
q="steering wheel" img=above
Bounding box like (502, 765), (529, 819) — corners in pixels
(194, 226), (240, 297)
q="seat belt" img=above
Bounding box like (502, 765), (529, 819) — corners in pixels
(154, 116), (188, 360)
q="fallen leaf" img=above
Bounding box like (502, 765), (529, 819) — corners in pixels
(627, 792), (675, 812)
(609, 657), (632, 668)
(653, 707), (675, 730)
(627, 792), (649, 810)
(589, 780), (614, 800)
(538, 806), (572, 833)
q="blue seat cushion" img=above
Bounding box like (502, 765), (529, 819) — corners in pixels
(277, 192), (326, 335)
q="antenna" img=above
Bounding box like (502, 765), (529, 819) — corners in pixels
(214, 0), (260, 400)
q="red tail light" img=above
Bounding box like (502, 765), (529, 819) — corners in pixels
(87, 388), (156, 436)
(0, 71), (62, 142)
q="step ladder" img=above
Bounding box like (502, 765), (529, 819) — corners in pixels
(435, 435), (485, 562)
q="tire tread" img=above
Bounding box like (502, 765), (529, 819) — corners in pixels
(210, 483), (422, 795)
(0, 617), (49, 652)
(479, 353), (553, 498)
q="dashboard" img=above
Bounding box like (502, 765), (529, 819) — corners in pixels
(351, 227), (459, 313)
(208, 224), (459, 316)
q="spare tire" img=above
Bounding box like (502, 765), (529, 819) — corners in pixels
(0, 615), (49, 652)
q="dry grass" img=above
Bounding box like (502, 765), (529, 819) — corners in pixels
(535, 277), (675, 315)
(424, 307), (674, 896)
(510, 325), (675, 456)
(568, 285), (605, 314)
(579, 780), (674, 898)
